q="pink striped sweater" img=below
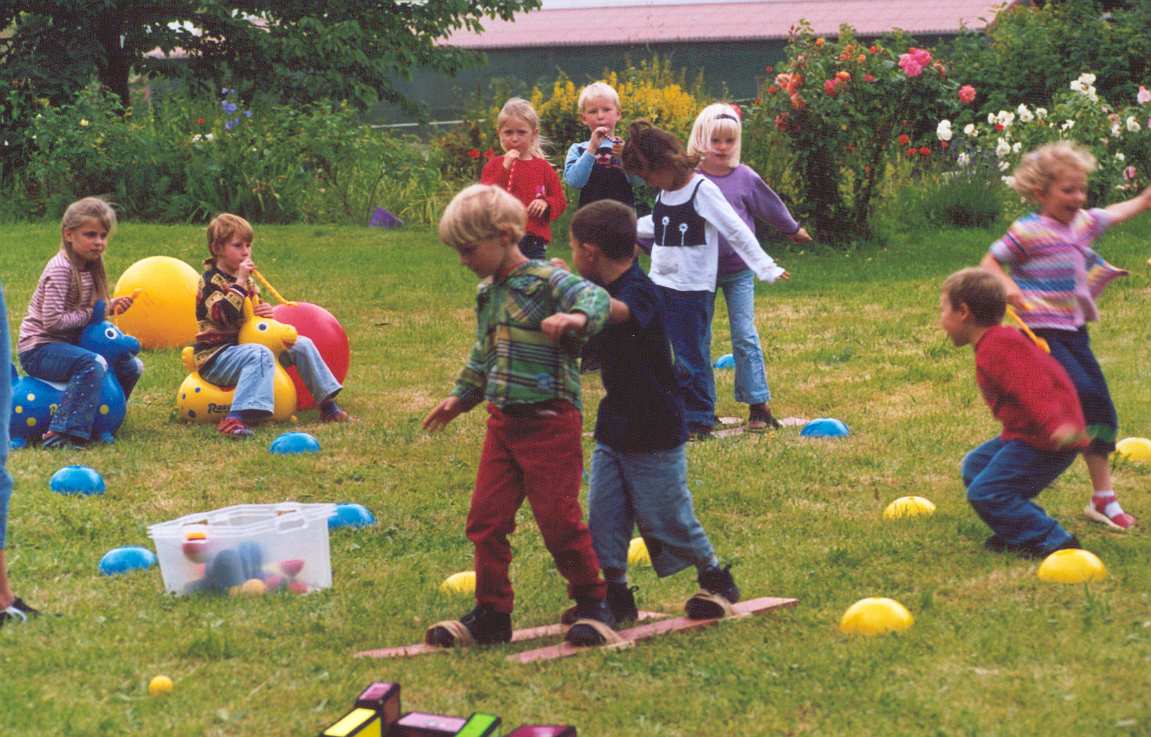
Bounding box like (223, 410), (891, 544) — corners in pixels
(17, 251), (96, 354)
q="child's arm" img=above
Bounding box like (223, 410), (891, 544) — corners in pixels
(546, 269), (610, 339)
(425, 331), (488, 431)
(608, 297), (631, 324)
(636, 214), (654, 255)
(36, 276), (93, 332)
(1103, 184), (1151, 225)
(979, 252), (1027, 310)
(696, 181), (788, 283)
(479, 156), (509, 188)
(422, 396), (463, 432)
(563, 143), (593, 188)
(743, 167), (807, 240)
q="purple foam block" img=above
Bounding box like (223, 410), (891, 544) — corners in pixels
(369, 208), (403, 229)
(502, 727), (577, 737)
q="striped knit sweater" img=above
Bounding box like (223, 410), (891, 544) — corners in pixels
(18, 251), (96, 354)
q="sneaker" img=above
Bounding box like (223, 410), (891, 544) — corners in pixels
(216, 416), (253, 439)
(1083, 502), (1136, 531)
(320, 407), (352, 423)
(686, 564), (741, 619)
(41, 431), (85, 450)
(425, 604), (511, 648)
(747, 404), (782, 432)
(564, 598), (618, 647)
(0, 598), (41, 628)
(984, 534), (1081, 559)
(606, 582), (639, 624)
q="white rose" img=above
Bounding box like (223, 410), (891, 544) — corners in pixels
(999, 161), (1011, 172)
(1036, 107), (1048, 119)
(1001, 175), (1016, 188)
(1111, 123), (1121, 138)
(963, 123), (976, 136)
(1126, 116), (1141, 132)
(1061, 120), (1075, 131)
(996, 110), (1016, 127)
(936, 120), (953, 142)
(1017, 106), (1034, 123)
(995, 138), (1011, 158)
(987, 113), (997, 125)
(957, 152), (971, 167)
(1116, 152), (1126, 161)
(1012, 142), (1022, 153)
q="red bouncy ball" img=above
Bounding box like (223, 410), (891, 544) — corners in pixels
(271, 302), (350, 409)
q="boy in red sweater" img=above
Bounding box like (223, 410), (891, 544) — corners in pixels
(940, 268), (1087, 557)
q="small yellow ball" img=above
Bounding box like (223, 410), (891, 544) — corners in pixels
(883, 496), (937, 520)
(148, 675), (174, 696)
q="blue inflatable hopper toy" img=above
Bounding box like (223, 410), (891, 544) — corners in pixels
(800, 418), (850, 438)
(328, 503), (375, 530)
(269, 432), (321, 455)
(49, 465), (106, 496)
(99, 547), (157, 576)
(713, 353), (735, 369)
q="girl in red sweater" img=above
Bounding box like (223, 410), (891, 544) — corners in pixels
(480, 98), (567, 260)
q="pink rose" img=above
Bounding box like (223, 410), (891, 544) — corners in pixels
(959, 85), (976, 104)
(899, 54), (923, 78)
(1138, 85), (1151, 105)
(1124, 165), (1137, 181)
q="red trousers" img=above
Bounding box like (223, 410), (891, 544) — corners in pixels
(467, 401), (605, 613)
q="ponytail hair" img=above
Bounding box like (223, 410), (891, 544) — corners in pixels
(621, 120), (699, 178)
(60, 197), (116, 303)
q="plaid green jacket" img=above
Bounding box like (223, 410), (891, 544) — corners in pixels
(452, 262), (609, 412)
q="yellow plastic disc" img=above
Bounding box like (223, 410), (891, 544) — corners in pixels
(440, 570), (476, 595)
(627, 537), (651, 567)
(1036, 548), (1107, 584)
(839, 597), (914, 635)
(1114, 437), (1151, 464)
(883, 496), (937, 520)
(148, 675), (174, 696)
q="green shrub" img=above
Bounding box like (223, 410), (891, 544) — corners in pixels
(918, 168), (1005, 229)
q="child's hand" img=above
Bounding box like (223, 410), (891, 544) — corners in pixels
(503, 149), (521, 170)
(527, 198), (548, 219)
(422, 396), (463, 432)
(540, 312), (588, 344)
(590, 127), (611, 151)
(789, 227), (813, 244)
(1050, 423), (1088, 450)
(549, 257), (570, 270)
(1004, 285), (1028, 310)
(110, 295), (135, 315)
(236, 257), (255, 286)
(253, 302), (275, 318)
(776, 269), (791, 281)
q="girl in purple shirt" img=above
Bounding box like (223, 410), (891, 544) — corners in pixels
(687, 103), (811, 431)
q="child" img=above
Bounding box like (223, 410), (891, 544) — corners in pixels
(422, 184), (618, 649)
(17, 197), (141, 449)
(621, 120), (788, 439)
(193, 213), (349, 438)
(2, 283), (40, 626)
(940, 268), (1085, 557)
(687, 102), (811, 431)
(479, 97), (567, 261)
(563, 81), (637, 209)
(567, 199), (740, 621)
(980, 142), (1151, 531)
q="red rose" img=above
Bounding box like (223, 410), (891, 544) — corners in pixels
(483, 148), (496, 160)
(196, 116), (206, 126)
(958, 84), (976, 104)
(918, 146), (931, 156)
(863, 74), (876, 83)
(467, 148), (481, 159)
(906, 147), (917, 157)
(765, 65), (774, 74)
(869, 45), (879, 54)
(994, 123), (1005, 132)
(898, 133), (910, 146)
(939, 140), (950, 150)
(767, 85), (779, 95)
(824, 79), (839, 96)
(836, 71), (851, 82)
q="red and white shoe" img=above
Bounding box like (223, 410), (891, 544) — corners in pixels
(1083, 502), (1136, 531)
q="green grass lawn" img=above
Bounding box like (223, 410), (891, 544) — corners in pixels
(1, 216), (1149, 736)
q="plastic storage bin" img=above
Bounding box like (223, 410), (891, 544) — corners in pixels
(148, 502), (336, 595)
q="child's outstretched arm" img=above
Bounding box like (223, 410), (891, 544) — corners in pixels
(1104, 184), (1151, 225)
(546, 269), (610, 341)
(697, 181), (788, 283)
(422, 396), (463, 432)
(979, 252), (1027, 310)
(744, 170), (810, 243)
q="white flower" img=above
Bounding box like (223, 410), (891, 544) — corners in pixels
(1061, 120), (1075, 132)
(1017, 105), (1034, 123)
(1115, 152), (1126, 162)
(996, 110), (1016, 127)
(1077, 72), (1097, 86)
(1036, 107), (1048, 119)
(963, 123), (977, 136)
(999, 161), (1011, 172)
(1126, 116), (1141, 132)
(936, 120), (953, 142)
(987, 113), (997, 125)
(1012, 142), (1022, 154)
(1110, 123), (1122, 138)
(957, 152), (971, 167)
(191, 133), (215, 144)
(995, 138), (1012, 158)
(1002, 175), (1016, 188)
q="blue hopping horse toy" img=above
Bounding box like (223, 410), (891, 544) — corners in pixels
(8, 300), (141, 448)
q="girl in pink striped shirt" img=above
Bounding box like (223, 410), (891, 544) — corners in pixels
(17, 198), (141, 449)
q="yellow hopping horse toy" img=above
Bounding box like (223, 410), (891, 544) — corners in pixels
(176, 298), (299, 422)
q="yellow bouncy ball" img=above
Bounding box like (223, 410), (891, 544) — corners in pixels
(627, 537), (651, 567)
(113, 257), (200, 349)
(1037, 549), (1107, 584)
(1114, 437), (1151, 464)
(883, 496), (937, 520)
(839, 597), (915, 636)
(440, 571), (476, 595)
(147, 675), (174, 696)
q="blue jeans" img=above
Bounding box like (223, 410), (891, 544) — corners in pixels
(659, 286), (716, 430)
(962, 437), (1078, 551)
(18, 341), (143, 440)
(1035, 327), (1117, 455)
(588, 442), (717, 578)
(201, 336), (341, 416)
(1, 287), (13, 548)
(715, 269), (770, 405)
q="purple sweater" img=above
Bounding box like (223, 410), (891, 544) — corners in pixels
(699, 165), (800, 277)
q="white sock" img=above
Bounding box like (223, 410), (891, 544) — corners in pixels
(1092, 490), (1124, 518)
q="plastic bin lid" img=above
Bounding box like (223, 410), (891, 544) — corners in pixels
(147, 501), (337, 540)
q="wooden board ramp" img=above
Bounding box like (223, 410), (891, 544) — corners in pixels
(510, 596), (798, 665)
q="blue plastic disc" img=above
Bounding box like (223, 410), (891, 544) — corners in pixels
(713, 353), (735, 369)
(49, 465), (106, 496)
(800, 418), (850, 438)
(99, 547), (157, 576)
(328, 503), (376, 530)
(269, 432), (321, 455)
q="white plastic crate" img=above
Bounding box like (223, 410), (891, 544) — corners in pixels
(147, 502), (336, 596)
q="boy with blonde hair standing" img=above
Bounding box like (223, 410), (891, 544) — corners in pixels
(564, 81), (636, 210)
(423, 185), (619, 648)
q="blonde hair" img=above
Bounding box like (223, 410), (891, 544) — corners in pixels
(1011, 141), (1097, 201)
(577, 82), (621, 114)
(496, 97), (549, 160)
(205, 213), (254, 265)
(687, 102), (743, 168)
(438, 184), (527, 248)
(60, 197), (116, 303)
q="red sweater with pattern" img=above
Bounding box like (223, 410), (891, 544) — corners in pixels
(480, 155), (567, 242)
(974, 326), (1086, 451)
